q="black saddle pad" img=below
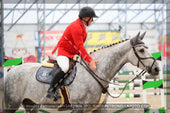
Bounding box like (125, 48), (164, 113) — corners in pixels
(36, 66), (53, 84)
(36, 66), (77, 86)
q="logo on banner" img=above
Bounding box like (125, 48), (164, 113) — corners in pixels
(12, 48), (28, 56)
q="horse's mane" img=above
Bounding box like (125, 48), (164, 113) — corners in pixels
(89, 39), (129, 54)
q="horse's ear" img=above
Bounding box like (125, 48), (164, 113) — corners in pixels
(130, 32), (140, 46)
(139, 31), (146, 40)
(136, 32), (140, 38)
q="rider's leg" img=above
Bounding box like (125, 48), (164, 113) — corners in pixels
(46, 56), (69, 98)
(57, 56), (70, 73)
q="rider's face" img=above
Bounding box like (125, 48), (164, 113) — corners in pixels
(82, 17), (93, 26)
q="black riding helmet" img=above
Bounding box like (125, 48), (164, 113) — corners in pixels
(79, 7), (98, 26)
(79, 7), (98, 18)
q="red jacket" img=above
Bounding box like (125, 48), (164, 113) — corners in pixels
(52, 18), (92, 63)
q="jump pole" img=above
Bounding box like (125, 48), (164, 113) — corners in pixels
(142, 74), (147, 104)
(142, 51), (164, 108)
(159, 61), (165, 108)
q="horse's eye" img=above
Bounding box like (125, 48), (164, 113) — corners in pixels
(139, 49), (144, 53)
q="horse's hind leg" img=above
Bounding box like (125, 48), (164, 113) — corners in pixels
(3, 109), (18, 113)
(3, 101), (21, 113)
(22, 99), (39, 113)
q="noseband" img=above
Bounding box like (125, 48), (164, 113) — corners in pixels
(132, 46), (156, 73)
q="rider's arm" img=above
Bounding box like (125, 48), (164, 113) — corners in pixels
(71, 26), (92, 64)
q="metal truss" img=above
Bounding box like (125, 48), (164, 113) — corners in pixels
(108, 3), (131, 38)
(3, 1), (168, 31)
(36, 0), (46, 60)
(3, 0), (22, 20)
(47, 0), (80, 30)
(6, 0), (38, 31)
(94, 0), (120, 22)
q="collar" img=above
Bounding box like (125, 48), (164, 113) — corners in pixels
(78, 18), (87, 32)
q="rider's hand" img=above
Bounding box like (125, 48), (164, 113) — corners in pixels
(89, 60), (98, 71)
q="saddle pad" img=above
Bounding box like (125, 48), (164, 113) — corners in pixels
(36, 66), (77, 85)
(36, 66), (54, 84)
(63, 65), (77, 86)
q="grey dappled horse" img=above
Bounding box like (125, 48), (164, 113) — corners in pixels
(3, 32), (160, 113)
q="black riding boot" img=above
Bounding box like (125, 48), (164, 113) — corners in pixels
(46, 68), (65, 98)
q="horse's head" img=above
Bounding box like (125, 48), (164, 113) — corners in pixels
(128, 32), (160, 76)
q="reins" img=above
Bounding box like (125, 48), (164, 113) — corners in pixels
(107, 70), (146, 98)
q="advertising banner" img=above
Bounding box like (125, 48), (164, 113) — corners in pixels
(162, 34), (170, 73)
(40, 31), (63, 58)
(86, 31), (121, 51)
(40, 31), (121, 58)
(4, 32), (36, 63)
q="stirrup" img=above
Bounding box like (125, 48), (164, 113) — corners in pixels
(46, 87), (55, 98)
(46, 91), (55, 98)
(53, 92), (62, 101)
(46, 89), (61, 99)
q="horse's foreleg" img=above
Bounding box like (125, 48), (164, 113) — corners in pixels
(92, 94), (108, 113)
(92, 105), (108, 113)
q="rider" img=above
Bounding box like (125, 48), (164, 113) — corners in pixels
(46, 6), (99, 98)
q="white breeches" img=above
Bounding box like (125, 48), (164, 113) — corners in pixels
(56, 56), (69, 73)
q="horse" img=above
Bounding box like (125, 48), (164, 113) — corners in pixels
(3, 32), (160, 113)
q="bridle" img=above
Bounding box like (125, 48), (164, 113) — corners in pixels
(132, 45), (156, 74)
(77, 45), (157, 98)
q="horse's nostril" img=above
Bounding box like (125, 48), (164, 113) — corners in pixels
(154, 67), (160, 72)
